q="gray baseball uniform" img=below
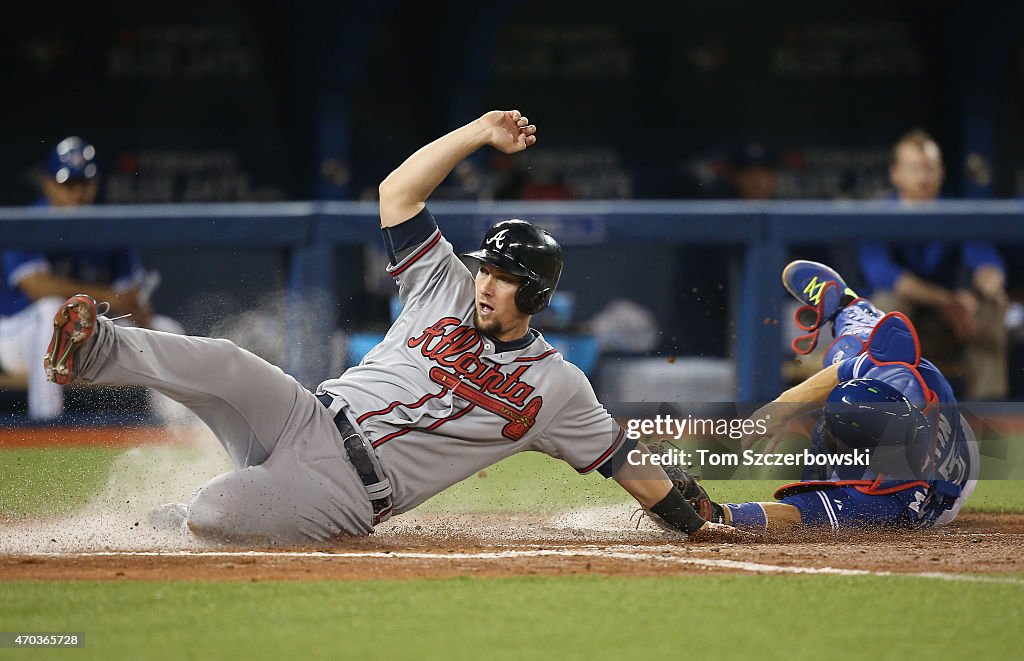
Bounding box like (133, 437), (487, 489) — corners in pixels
(72, 207), (632, 543)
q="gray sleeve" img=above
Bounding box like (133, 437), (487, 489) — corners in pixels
(385, 228), (474, 311)
(536, 365), (633, 476)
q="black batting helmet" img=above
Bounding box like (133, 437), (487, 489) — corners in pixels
(463, 219), (563, 315)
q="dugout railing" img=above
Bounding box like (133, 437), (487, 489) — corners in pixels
(4, 200), (1024, 402)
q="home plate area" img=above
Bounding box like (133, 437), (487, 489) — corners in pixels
(2, 508), (1023, 583)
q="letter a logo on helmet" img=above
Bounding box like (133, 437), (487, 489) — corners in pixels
(486, 229), (510, 250)
(463, 219), (563, 315)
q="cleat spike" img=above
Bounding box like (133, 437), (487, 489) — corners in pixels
(43, 294), (99, 385)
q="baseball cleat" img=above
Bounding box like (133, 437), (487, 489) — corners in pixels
(44, 294), (100, 385)
(782, 260), (857, 308)
(783, 260), (858, 331)
(791, 281), (843, 354)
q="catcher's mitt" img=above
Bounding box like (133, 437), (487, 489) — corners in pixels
(646, 442), (724, 525)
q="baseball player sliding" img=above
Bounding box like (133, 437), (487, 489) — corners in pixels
(44, 109), (742, 544)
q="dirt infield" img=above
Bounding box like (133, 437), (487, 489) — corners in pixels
(2, 512), (1022, 582)
(3, 428), (1022, 583)
(0, 426), (172, 449)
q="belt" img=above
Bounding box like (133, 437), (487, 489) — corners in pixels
(317, 393), (394, 525)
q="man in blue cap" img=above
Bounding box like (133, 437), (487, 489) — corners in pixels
(656, 260), (978, 534)
(0, 137), (179, 420)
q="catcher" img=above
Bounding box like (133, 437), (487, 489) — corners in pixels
(651, 261), (978, 534)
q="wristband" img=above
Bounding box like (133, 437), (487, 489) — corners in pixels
(649, 487), (706, 535)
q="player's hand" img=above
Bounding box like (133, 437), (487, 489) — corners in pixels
(690, 521), (754, 542)
(479, 110), (537, 154)
(972, 265), (1007, 303)
(943, 293), (977, 342)
(741, 401), (797, 453)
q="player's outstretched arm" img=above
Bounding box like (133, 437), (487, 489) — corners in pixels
(379, 110), (537, 228)
(741, 363), (841, 453)
(614, 445), (751, 541)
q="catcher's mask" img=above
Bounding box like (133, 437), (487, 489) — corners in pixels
(823, 377), (934, 478)
(463, 219), (563, 315)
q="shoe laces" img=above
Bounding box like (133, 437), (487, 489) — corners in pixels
(97, 300), (134, 322)
(843, 304), (881, 326)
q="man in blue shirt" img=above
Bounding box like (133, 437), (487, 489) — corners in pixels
(0, 137), (178, 420)
(858, 129), (1007, 400)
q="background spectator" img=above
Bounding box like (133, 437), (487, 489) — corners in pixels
(0, 137), (182, 420)
(858, 129), (1008, 399)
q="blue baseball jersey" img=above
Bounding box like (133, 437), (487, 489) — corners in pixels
(1, 200), (144, 316)
(858, 241), (1004, 293)
(1, 249), (143, 316)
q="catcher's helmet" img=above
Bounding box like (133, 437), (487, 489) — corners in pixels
(824, 378), (928, 451)
(463, 219), (563, 315)
(48, 137), (99, 183)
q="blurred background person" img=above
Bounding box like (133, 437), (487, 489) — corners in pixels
(857, 129), (1008, 400)
(700, 142), (781, 201)
(0, 137), (182, 420)
(722, 142), (780, 201)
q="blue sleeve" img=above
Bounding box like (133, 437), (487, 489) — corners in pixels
(3, 250), (49, 287)
(835, 355), (864, 383)
(381, 208), (438, 265)
(111, 249), (144, 290)
(962, 242), (1005, 276)
(858, 242), (903, 293)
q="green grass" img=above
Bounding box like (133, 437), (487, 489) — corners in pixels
(2, 446), (1024, 517)
(416, 450), (628, 513)
(955, 480), (1024, 512)
(0, 448), (123, 517)
(408, 449), (1024, 515)
(0, 575), (1021, 660)
(417, 432), (1024, 514)
(412, 453), (852, 515)
(1, 447), (1022, 660)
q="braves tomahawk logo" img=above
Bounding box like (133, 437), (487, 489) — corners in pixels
(407, 317), (544, 440)
(485, 228), (509, 250)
